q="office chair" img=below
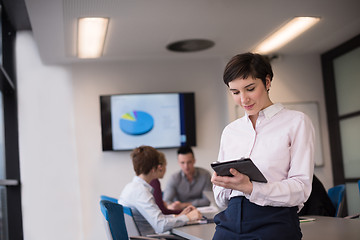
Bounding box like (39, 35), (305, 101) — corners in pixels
(100, 196), (185, 239)
(100, 195), (142, 236)
(327, 184), (345, 217)
(100, 200), (160, 240)
(100, 200), (129, 240)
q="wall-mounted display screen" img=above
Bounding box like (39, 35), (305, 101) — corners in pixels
(100, 92), (196, 151)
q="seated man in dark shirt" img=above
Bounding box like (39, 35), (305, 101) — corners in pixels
(298, 175), (335, 217)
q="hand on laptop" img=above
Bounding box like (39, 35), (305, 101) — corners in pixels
(185, 208), (202, 221)
(180, 205), (196, 215)
(168, 201), (191, 210)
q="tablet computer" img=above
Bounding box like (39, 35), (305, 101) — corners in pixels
(211, 158), (267, 183)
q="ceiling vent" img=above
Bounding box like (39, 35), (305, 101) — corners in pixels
(166, 39), (214, 52)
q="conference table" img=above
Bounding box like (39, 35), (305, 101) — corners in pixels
(171, 216), (360, 240)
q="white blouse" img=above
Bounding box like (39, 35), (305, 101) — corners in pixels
(119, 176), (189, 234)
(213, 103), (315, 210)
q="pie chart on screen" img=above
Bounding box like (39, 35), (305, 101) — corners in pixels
(119, 110), (154, 135)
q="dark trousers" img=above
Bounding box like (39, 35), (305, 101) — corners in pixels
(213, 196), (302, 240)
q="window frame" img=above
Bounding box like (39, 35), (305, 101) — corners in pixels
(0, 3), (24, 240)
(321, 34), (360, 185)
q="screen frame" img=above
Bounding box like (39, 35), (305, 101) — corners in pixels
(100, 92), (196, 151)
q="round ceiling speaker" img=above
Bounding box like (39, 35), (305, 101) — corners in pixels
(166, 39), (215, 52)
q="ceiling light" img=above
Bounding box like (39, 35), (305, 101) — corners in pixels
(77, 17), (109, 59)
(254, 17), (320, 54)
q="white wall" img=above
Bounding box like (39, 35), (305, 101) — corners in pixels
(16, 32), (83, 239)
(16, 31), (333, 240)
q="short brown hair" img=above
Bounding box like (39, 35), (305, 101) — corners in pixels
(223, 52), (273, 87)
(131, 146), (160, 175)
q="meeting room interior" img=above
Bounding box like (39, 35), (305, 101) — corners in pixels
(0, 0), (359, 239)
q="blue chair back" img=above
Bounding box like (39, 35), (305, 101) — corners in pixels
(100, 200), (129, 240)
(100, 195), (141, 236)
(328, 184), (345, 217)
(101, 195), (118, 203)
(358, 180), (360, 196)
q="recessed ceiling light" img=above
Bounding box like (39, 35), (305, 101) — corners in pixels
(254, 17), (321, 54)
(77, 17), (109, 59)
(167, 39), (215, 52)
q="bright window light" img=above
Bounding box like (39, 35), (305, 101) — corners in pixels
(77, 17), (109, 59)
(254, 17), (320, 54)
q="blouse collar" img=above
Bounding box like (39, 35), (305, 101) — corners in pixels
(244, 103), (284, 121)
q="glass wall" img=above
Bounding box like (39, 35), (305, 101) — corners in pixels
(334, 47), (360, 215)
(0, 91), (9, 240)
(334, 47), (360, 116)
(322, 34), (360, 216)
